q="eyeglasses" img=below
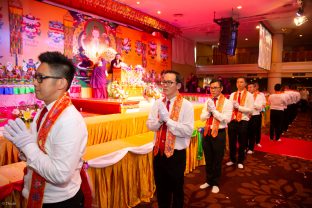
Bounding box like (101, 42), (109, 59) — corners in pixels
(161, 80), (176, 86)
(210, 87), (221, 90)
(34, 73), (63, 83)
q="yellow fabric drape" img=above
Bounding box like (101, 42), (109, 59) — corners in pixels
(88, 152), (155, 208)
(84, 104), (204, 146)
(0, 137), (19, 166)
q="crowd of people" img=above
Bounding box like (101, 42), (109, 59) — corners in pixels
(147, 73), (308, 208)
(3, 55), (310, 208)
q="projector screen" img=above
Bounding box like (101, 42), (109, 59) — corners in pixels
(258, 24), (272, 70)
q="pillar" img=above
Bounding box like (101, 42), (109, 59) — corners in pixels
(267, 34), (283, 93)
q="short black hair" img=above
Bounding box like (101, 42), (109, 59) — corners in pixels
(274, 83), (282, 91)
(210, 79), (223, 88)
(162, 70), (182, 84)
(38, 51), (75, 90)
(247, 82), (255, 86)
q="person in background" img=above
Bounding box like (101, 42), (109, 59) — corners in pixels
(247, 83), (266, 153)
(252, 82), (267, 147)
(226, 77), (253, 169)
(90, 58), (108, 99)
(268, 84), (287, 141)
(299, 87), (309, 112)
(146, 70), (194, 208)
(199, 79), (233, 193)
(4, 51), (88, 208)
(110, 53), (122, 81)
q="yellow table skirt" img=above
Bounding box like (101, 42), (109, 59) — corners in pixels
(0, 136), (19, 166)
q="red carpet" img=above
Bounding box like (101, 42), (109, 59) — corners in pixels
(255, 134), (312, 160)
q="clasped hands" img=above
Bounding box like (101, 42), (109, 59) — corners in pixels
(206, 98), (216, 112)
(4, 118), (36, 150)
(233, 101), (240, 109)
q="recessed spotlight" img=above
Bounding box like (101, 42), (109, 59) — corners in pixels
(237, 5), (242, 9)
(256, 25), (260, 29)
(136, 1), (140, 5)
(245, 38), (248, 41)
(157, 10), (161, 14)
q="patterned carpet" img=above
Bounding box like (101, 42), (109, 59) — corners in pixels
(136, 110), (312, 208)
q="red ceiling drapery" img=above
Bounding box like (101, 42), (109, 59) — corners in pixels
(46, 0), (180, 35)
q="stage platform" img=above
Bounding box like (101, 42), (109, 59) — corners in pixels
(71, 98), (141, 115)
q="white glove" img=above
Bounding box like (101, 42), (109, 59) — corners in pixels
(158, 102), (169, 122)
(3, 118), (36, 150)
(207, 98), (216, 112)
(233, 101), (240, 109)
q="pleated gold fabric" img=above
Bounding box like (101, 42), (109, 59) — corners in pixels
(0, 137), (19, 166)
(88, 152), (155, 208)
(84, 104), (204, 146)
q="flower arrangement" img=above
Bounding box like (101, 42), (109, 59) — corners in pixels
(143, 83), (162, 100)
(108, 81), (128, 100)
(11, 100), (43, 123)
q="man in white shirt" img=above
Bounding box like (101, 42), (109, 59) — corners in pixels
(226, 77), (254, 169)
(4, 52), (88, 207)
(247, 83), (266, 153)
(199, 79), (233, 193)
(268, 84), (287, 141)
(253, 82), (267, 147)
(146, 70), (194, 208)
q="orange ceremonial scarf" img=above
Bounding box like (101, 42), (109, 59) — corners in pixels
(27, 92), (92, 208)
(154, 94), (183, 158)
(27, 92), (71, 207)
(204, 94), (226, 137)
(231, 89), (247, 121)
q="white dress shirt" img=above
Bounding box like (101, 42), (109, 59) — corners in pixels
(269, 93), (287, 111)
(251, 92), (266, 115)
(146, 96), (194, 150)
(229, 90), (254, 121)
(22, 102), (88, 203)
(200, 95), (233, 129)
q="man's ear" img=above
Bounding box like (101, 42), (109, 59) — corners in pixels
(57, 78), (68, 90)
(177, 83), (182, 90)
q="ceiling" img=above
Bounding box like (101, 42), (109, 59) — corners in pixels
(115, 0), (312, 48)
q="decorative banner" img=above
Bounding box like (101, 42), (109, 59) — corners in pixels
(47, 20), (64, 44)
(0, 5), (3, 29)
(8, 0), (23, 55)
(63, 12), (74, 58)
(22, 14), (41, 39)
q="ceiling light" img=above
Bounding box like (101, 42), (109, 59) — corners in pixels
(157, 10), (161, 14)
(136, 1), (140, 5)
(296, 7), (304, 16)
(294, 16), (308, 26)
(237, 5), (242, 9)
(245, 38), (248, 41)
(299, 34), (303, 37)
(256, 25), (260, 29)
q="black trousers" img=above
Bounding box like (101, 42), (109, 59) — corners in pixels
(247, 115), (262, 150)
(270, 109), (284, 141)
(228, 120), (248, 164)
(42, 188), (84, 208)
(282, 106), (289, 132)
(202, 129), (226, 186)
(153, 149), (186, 208)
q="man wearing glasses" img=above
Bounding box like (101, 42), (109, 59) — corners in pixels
(4, 51), (88, 207)
(199, 79), (233, 193)
(146, 70), (194, 208)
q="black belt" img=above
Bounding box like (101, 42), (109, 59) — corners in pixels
(218, 128), (226, 132)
